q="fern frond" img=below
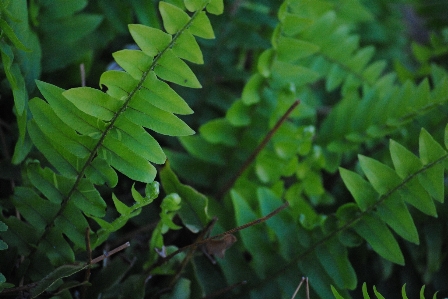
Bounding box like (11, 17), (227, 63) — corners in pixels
(0, 0), (223, 281)
(173, 1), (448, 298)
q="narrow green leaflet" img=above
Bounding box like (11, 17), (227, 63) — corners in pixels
(35, 81), (107, 135)
(129, 24), (172, 57)
(339, 168), (377, 211)
(361, 60), (386, 84)
(160, 163), (208, 233)
(316, 239), (357, 290)
(242, 74), (263, 105)
(100, 136), (157, 183)
(206, 0), (224, 15)
(185, 0), (207, 12)
(0, 41), (27, 115)
(63, 87), (122, 121)
(353, 213), (404, 265)
(27, 162), (71, 204)
(112, 117), (166, 164)
(28, 120), (81, 177)
(358, 155), (402, 195)
(419, 129), (447, 165)
(0, 19), (30, 51)
(38, 227), (75, 265)
(159, 1), (190, 34)
(397, 178), (436, 216)
(142, 71), (193, 115)
(331, 285), (347, 299)
(100, 70), (138, 99)
(154, 49), (201, 88)
(112, 193), (132, 216)
(299, 254), (346, 299)
(346, 46), (375, 73)
(179, 135), (226, 165)
(276, 36), (319, 62)
(373, 286), (386, 299)
(189, 12), (214, 39)
(72, 179), (107, 217)
(12, 187), (59, 231)
(172, 30), (203, 64)
(362, 283), (371, 299)
(55, 201), (90, 248)
(389, 140), (422, 178)
(124, 101), (194, 136)
(226, 100), (251, 126)
(271, 59), (319, 86)
(418, 129), (446, 202)
(1, 217), (39, 254)
(11, 106), (33, 164)
(85, 157), (118, 187)
(112, 49), (153, 80)
(375, 193), (419, 244)
(29, 98), (94, 158)
(199, 118), (238, 146)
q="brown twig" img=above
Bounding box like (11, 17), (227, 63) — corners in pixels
(145, 201), (289, 274)
(90, 242), (130, 264)
(151, 218), (219, 297)
(167, 218), (218, 288)
(218, 100), (300, 198)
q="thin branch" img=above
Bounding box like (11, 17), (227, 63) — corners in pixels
(145, 201), (289, 274)
(90, 242), (130, 264)
(218, 100), (300, 198)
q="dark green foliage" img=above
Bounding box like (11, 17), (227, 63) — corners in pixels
(1, 0), (448, 298)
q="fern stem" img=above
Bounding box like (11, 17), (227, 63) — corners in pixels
(218, 100), (300, 198)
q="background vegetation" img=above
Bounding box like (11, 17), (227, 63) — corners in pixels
(1, 0), (448, 298)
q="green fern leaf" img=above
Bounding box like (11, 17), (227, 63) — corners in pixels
(206, 0), (224, 15)
(189, 11), (215, 39)
(352, 213), (404, 265)
(154, 49), (201, 88)
(160, 163), (208, 233)
(128, 24), (172, 57)
(159, 1), (191, 34)
(339, 168), (377, 212)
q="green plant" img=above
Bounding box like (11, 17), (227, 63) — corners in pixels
(1, 0), (448, 298)
(332, 283), (438, 299)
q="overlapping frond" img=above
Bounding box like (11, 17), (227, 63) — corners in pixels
(170, 1), (447, 298)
